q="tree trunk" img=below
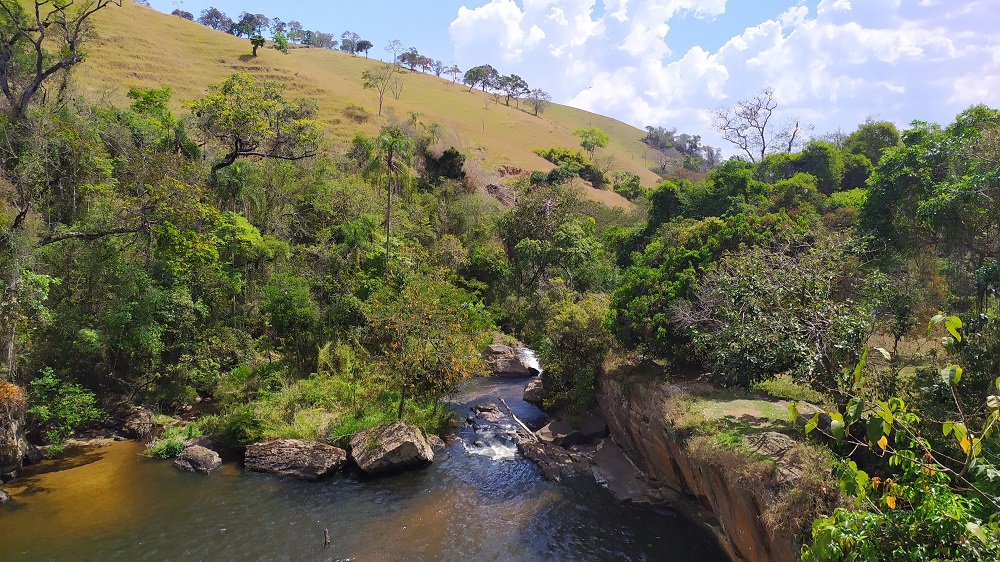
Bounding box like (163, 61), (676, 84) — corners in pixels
(384, 151), (393, 277)
(397, 385), (406, 420)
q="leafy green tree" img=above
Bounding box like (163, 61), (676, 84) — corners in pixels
(365, 270), (491, 419)
(26, 367), (101, 450)
(356, 39), (373, 57)
(197, 6), (232, 31)
(542, 292), (613, 412)
(796, 140), (845, 195)
(573, 126), (610, 159)
(272, 30), (289, 54)
(362, 127), (413, 276)
(188, 72), (321, 180)
(498, 74), (529, 107)
(844, 118), (902, 167)
(250, 34), (266, 56)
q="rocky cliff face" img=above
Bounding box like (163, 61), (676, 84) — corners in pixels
(597, 374), (801, 562)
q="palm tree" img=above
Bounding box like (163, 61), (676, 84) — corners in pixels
(362, 127), (413, 277)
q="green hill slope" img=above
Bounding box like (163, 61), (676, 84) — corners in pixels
(72, 2), (659, 207)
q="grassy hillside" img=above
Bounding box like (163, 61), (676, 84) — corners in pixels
(73, 1), (660, 207)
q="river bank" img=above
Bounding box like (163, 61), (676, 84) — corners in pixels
(0, 377), (727, 561)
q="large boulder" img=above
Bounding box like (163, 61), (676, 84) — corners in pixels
(245, 439), (346, 481)
(0, 488), (9, 504)
(120, 406), (155, 439)
(173, 445), (222, 474)
(350, 422), (434, 475)
(537, 420), (586, 447)
(523, 378), (547, 406)
(482, 344), (538, 378)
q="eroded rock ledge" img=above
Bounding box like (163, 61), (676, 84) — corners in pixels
(597, 373), (806, 562)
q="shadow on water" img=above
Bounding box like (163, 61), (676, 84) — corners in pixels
(0, 377), (727, 561)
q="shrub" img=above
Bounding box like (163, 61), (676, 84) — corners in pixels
(26, 368), (102, 450)
(146, 423), (203, 459)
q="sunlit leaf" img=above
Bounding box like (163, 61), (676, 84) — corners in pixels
(987, 396), (1000, 412)
(875, 347), (891, 361)
(805, 412), (819, 434)
(967, 522), (988, 545)
(877, 435), (888, 451)
(885, 496), (896, 509)
(960, 436), (971, 454)
(946, 315), (963, 342)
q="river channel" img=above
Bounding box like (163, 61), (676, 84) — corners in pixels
(0, 377), (726, 561)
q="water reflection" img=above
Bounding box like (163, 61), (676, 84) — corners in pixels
(0, 379), (726, 561)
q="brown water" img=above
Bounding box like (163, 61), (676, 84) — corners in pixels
(0, 379), (726, 561)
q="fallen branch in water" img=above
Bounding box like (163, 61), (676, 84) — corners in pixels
(498, 397), (537, 441)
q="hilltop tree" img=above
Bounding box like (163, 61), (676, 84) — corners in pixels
(287, 20), (304, 43)
(712, 87), (778, 163)
(431, 60), (445, 77)
(463, 65), (498, 92)
(271, 18), (286, 33)
(0, 0), (123, 122)
(171, 9), (194, 20)
(232, 12), (269, 37)
(197, 6), (232, 31)
(445, 64), (462, 83)
(362, 65), (395, 116)
(313, 32), (336, 50)
(340, 31), (360, 54)
(528, 88), (550, 116)
(498, 74), (529, 107)
(356, 39), (373, 57)
(188, 73), (321, 181)
(385, 39), (403, 70)
(573, 126), (609, 159)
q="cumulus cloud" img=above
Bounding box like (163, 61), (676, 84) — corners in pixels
(449, 0), (1000, 154)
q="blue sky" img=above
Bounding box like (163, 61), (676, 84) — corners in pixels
(147, 1), (1000, 154)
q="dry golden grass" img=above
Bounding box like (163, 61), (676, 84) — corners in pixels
(70, 2), (658, 207)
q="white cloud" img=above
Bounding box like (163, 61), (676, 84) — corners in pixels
(449, 0), (1000, 155)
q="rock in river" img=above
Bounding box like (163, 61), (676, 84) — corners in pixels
(173, 445), (222, 474)
(120, 406), (155, 439)
(523, 378), (547, 406)
(537, 420), (586, 447)
(0, 489), (9, 505)
(245, 438), (347, 481)
(350, 421), (434, 475)
(482, 344), (538, 378)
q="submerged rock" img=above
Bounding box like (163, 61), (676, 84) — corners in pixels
(120, 406), (155, 439)
(427, 435), (447, 452)
(523, 378), (546, 406)
(174, 445), (222, 474)
(245, 439), (347, 481)
(482, 344), (537, 378)
(472, 402), (506, 423)
(350, 422), (433, 475)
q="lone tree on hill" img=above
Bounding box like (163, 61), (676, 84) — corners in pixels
(250, 34), (266, 56)
(362, 65), (396, 116)
(573, 126), (609, 159)
(0, 0), (123, 122)
(188, 72), (321, 182)
(356, 39), (373, 57)
(385, 39), (403, 69)
(171, 9), (194, 20)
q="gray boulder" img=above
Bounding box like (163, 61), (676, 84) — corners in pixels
(0, 489), (9, 504)
(121, 406), (155, 438)
(184, 435), (217, 450)
(482, 344), (536, 378)
(523, 378), (547, 406)
(350, 422), (434, 475)
(537, 420), (586, 447)
(173, 445), (222, 474)
(245, 438), (346, 481)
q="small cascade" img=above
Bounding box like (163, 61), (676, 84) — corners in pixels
(516, 346), (543, 375)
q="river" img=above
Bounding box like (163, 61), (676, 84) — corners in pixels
(0, 378), (726, 561)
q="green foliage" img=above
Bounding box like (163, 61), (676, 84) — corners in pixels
(572, 126), (610, 159)
(26, 368), (102, 449)
(541, 292), (613, 413)
(272, 30), (289, 54)
(145, 422), (202, 459)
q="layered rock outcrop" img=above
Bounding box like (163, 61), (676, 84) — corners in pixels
(598, 374), (800, 562)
